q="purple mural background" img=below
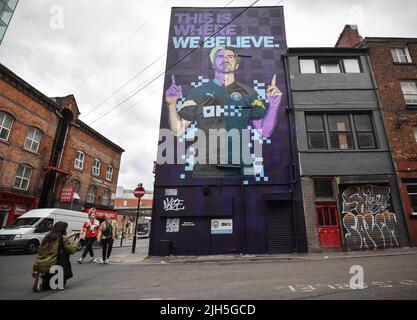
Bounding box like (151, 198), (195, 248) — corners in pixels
(150, 7), (306, 256)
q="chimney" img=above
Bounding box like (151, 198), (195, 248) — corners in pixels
(335, 25), (363, 48)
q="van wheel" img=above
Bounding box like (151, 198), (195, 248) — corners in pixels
(25, 240), (39, 254)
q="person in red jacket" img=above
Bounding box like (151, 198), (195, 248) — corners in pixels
(78, 208), (100, 264)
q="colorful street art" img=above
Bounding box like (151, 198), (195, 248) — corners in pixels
(342, 184), (400, 251)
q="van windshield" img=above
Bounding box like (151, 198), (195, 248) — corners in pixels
(5, 218), (40, 229)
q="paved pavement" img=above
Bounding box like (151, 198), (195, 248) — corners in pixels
(1, 241), (416, 300)
(109, 246), (417, 265)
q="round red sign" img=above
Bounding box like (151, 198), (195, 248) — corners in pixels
(134, 186), (145, 199)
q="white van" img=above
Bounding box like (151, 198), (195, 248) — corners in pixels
(0, 208), (88, 254)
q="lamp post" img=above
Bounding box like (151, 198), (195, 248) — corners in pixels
(132, 183), (145, 254)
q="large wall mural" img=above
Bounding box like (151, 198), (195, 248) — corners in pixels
(341, 184), (400, 251)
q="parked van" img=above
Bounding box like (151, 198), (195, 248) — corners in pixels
(0, 208), (87, 254)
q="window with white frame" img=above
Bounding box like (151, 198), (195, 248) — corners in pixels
(299, 59), (316, 74)
(106, 165), (113, 181)
(24, 127), (42, 152)
(92, 159), (101, 176)
(74, 151), (85, 170)
(13, 164), (32, 190)
(102, 189), (110, 206)
(400, 81), (417, 105)
(407, 185), (417, 215)
(86, 185), (97, 203)
(391, 47), (412, 63)
(0, 112), (13, 142)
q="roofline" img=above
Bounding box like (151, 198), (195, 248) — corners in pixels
(363, 37), (417, 43)
(288, 47), (368, 55)
(76, 120), (125, 153)
(171, 6), (283, 9)
(0, 63), (60, 112)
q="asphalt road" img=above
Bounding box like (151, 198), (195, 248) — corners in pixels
(0, 243), (416, 300)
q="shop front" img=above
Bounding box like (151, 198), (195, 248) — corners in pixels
(0, 192), (38, 227)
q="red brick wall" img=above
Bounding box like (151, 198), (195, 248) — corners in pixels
(0, 79), (58, 196)
(367, 41), (417, 246)
(53, 123), (122, 208)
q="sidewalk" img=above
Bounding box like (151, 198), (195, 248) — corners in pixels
(108, 246), (417, 265)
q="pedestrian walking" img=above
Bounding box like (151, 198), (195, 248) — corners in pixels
(32, 221), (80, 292)
(97, 214), (117, 264)
(78, 208), (100, 264)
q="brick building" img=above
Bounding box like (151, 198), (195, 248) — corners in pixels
(0, 64), (58, 226)
(0, 63), (124, 226)
(336, 25), (417, 246)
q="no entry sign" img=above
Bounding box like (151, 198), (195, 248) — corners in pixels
(134, 186), (145, 199)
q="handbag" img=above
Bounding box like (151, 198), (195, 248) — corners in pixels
(56, 236), (73, 281)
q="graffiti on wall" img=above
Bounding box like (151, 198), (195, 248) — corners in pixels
(341, 184), (400, 251)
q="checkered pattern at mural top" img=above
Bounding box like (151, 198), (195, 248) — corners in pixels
(158, 6), (290, 185)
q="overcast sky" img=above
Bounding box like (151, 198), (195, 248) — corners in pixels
(1, 0), (416, 192)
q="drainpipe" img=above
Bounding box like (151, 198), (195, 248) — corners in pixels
(283, 54), (302, 253)
(365, 50), (410, 246)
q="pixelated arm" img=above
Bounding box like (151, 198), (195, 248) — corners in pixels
(251, 74), (282, 138)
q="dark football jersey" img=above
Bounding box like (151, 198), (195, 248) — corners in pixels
(178, 79), (267, 178)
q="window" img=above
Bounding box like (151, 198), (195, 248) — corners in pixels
(400, 81), (417, 105)
(106, 165), (113, 181)
(319, 59), (341, 74)
(306, 113), (376, 151)
(35, 218), (54, 233)
(414, 127), (417, 143)
(24, 127), (42, 152)
(343, 59), (361, 73)
(391, 47), (412, 63)
(299, 57), (362, 74)
(72, 179), (80, 193)
(314, 179), (334, 198)
(306, 115), (327, 149)
(300, 59), (316, 74)
(328, 115), (354, 150)
(407, 185), (417, 215)
(86, 185), (97, 203)
(102, 189), (110, 206)
(0, 112), (13, 141)
(74, 151), (85, 170)
(13, 164), (32, 190)
(354, 114), (376, 149)
(92, 159), (101, 176)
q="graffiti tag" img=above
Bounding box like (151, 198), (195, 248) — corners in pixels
(341, 185), (400, 251)
(164, 198), (185, 211)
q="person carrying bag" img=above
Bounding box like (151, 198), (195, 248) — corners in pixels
(97, 214), (117, 264)
(32, 221), (80, 292)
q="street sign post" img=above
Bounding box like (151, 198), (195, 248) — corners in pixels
(132, 184), (145, 254)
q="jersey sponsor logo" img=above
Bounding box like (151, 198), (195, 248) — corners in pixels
(202, 105), (243, 118)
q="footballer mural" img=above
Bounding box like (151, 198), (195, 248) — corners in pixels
(151, 7), (307, 256)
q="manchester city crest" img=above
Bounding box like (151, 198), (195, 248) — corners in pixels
(231, 92), (242, 101)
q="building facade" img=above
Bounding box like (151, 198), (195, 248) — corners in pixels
(336, 25), (417, 246)
(150, 6), (308, 256)
(47, 95), (124, 219)
(288, 47), (408, 252)
(0, 63), (124, 226)
(0, 64), (58, 226)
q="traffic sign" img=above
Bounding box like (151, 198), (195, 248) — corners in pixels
(134, 186), (145, 199)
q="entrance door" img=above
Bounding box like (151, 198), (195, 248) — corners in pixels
(316, 204), (341, 249)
